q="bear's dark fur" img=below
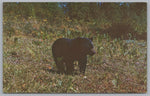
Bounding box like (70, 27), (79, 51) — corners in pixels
(52, 37), (96, 75)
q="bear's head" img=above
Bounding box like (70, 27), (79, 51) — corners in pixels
(75, 37), (96, 56)
(85, 38), (96, 56)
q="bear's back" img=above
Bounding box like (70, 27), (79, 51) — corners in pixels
(52, 38), (72, 57)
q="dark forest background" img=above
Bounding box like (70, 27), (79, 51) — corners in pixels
(3, 2), (147, 40)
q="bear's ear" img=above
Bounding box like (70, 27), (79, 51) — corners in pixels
(89, 37), (93, 41)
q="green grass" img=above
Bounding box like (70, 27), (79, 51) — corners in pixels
(3, 34), (147, 93)
(3, 15), (147, 93)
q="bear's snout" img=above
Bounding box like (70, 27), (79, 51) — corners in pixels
(89, 48), (96, 56)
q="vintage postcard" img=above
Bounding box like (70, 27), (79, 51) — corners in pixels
(3, 2), (147, 93)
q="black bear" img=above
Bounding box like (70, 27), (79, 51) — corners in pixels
(52, 37), (96, 75)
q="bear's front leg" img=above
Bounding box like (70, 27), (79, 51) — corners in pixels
(66, 61), (74, 75)
(79, 56), (87, 74)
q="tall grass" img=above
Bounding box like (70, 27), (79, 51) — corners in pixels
(3, 17), (147, 93)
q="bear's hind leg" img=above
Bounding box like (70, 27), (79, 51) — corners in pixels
(54, 58), (66, 74)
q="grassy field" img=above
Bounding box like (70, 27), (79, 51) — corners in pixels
(3, 31), (147, 93)
(2, 2), (147, 94)
(2, 11), (147, 93)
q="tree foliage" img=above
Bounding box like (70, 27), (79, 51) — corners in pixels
(3, 2), (147, 38)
